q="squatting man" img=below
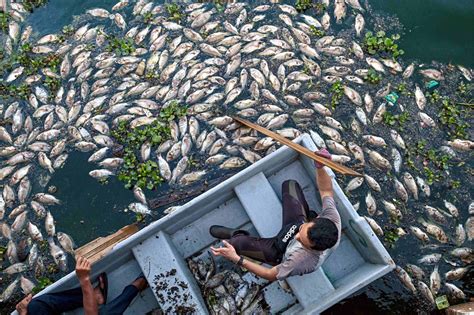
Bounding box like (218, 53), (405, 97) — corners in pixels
(210, 149), (341, 283)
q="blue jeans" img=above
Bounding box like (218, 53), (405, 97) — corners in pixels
(28, 285), (139, 315)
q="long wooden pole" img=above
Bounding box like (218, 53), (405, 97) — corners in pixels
(233, 116), (363, 177)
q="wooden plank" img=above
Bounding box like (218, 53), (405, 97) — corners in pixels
(232, 117), (362, 177)
(75, 224), (139, 264)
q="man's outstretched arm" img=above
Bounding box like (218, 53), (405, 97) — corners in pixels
(211, 240), (278, 281)
(314, 150), (334, 199)
(76, 256), (98, 315)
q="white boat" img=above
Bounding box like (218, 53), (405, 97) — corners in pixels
(20, 134), (395, 314)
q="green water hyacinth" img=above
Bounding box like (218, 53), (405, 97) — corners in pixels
(112, 101), (187, 190)
(364, 31), (404, 58)
(0, 12), (10, 32)
(364, 69), (381, 84)
(165, 3), (184, 22)
(329, 81), (343, 110)
(105, 35), (136, 56)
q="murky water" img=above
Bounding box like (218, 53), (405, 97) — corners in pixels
(1, 0), (473, 313)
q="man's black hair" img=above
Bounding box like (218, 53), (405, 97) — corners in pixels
(307, 218), (338, 251)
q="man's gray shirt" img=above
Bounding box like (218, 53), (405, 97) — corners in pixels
(276, 196), (341, 280)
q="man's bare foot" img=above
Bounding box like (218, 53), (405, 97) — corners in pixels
(132, 275), (148, 291)
(93, 286), (105, 305)
(16, 294), (32, 315)
(93, 274), (107, 305)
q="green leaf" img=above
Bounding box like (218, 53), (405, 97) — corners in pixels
(384, 38), (393, 46)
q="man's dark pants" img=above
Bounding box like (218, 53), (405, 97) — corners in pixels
(229, 180), (311, 265)
(27, 284), (139, 315)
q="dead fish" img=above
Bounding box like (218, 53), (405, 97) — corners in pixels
(34, 193), (61, 205)
(418, 281), (435, 305)
(170, 156), (189, 184)
(429, 265), (441, 295)
(443, 200), (459, 218)
(364, 216), (383, 236)
(0, 278), (19, 302)
(48, 238), (68, 272)
(416, 176), (431, 197)
(445, 267), (469, 281)
(57, 232), (75, 254)
(445, 283), (466, 300)
(409, 226), (429, 242)
(28, 222), (43, 241)
(418, 218), (448, 243)
(45, 211), (55, 236)
(395, 266), (417, 293)
(128, 202), (151, 215)
(406, 264), (425, 280)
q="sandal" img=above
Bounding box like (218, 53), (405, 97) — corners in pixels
(97, 272), (108, 304)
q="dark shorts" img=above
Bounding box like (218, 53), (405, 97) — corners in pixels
(229, 180), (312, 265)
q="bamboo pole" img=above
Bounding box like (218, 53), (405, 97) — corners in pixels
(233, 116), (363, 177)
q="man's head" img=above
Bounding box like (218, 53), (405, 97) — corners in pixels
(295, 218), (338, 250)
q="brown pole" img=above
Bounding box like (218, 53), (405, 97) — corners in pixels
(233, 116), (363, 177)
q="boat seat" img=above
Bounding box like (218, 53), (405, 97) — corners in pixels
(234, 172), (282, 237)
(132, 231), (208, 314)
(286, 267), (335, 309)
(322, 234), (365, 284)
(262, 281), (297, 313)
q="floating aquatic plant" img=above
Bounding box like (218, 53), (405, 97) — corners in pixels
(384, 229), (400, 248)
(22, 0), (48, 12)
(0, 82), (31, 99)
(142, 11), (154, 24)
(32, 277), (53, 295)
(364, 31), (404, 58)
(0, 11), (10, 32)
(165, 4), (184, 22)
(329, 81), (343, 110)
(62, 24), (74, 36)
(309, 25), (325, 37)
(112, 101), (188, 190)
(456, 81), (472, 96)
(105, 35), (136, 56)
(438, 98), (469, 140)
(382, 111), (410, 131)
(44, 76), (61, 96)
(427, 90), (441, 103)
(160, 100), (188, 121)
(364, 69), (381, 84)
(295, 0), (314, 12)
(405, 140), (454, 185)
(395, 83), (412, 96)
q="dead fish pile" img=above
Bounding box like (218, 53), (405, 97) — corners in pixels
(0, 0), (472, 311)
(188, 253), (265, 314)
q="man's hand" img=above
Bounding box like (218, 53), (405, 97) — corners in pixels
(314, 149), (331, 169)
(16, 294), (32, 315)
(210, 240), (240, 263)
(76, 256), (92, 283)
